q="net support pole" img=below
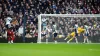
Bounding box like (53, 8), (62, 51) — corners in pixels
(23, 14), (27, 43)
(38, 14), (41, 43)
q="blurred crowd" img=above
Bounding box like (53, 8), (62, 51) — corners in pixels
(41, 17), (100, 38)
(0, 0), (100, 38)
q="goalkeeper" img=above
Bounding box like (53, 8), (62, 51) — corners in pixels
(64, 26), (85, 43)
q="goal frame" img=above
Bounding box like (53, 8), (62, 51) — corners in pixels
(38, 14), (100, 43)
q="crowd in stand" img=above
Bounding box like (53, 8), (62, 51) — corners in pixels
(41, 17), (100, 38)
(0, 0), (100, 39)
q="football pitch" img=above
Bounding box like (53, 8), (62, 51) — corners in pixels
(0, 43), (100, 56)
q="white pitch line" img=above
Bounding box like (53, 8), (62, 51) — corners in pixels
(89, 49), (100, 51)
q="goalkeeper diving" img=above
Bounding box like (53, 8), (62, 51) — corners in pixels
(64, 26), (85, 43)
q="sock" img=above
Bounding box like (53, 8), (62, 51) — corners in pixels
(8, 41), (10, 43)
(64, 35), (70, 40)
(75, 38), (78, 43)
(11, 40), (13, 43)
(55, 40), (57, 44)
(64, 37), (67, 40)
(86, 38), (89, 43)
(68, 37), (74, 42)
(84, 38), (86, 43)
(8, 37), (11, 43)
(46, 39), (48, 44)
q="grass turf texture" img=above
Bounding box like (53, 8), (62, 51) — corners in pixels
(0, 43), (100, 56)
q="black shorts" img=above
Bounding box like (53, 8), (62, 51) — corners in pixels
(75, 29), (78, 36)
(54, 33), (57, 38)
(75, 29), (77, 33)
(75, 33), (78, 36)
(6, 25), (9, 29)
(42, 34), (46, 36)
(85, 33), (89, 36)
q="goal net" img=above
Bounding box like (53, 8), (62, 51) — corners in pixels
(38, 14), (100, 43)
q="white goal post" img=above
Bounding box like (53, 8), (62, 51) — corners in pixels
(38, 14), (100, 43)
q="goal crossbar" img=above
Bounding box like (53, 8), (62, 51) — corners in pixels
(40, 14), (100, 17)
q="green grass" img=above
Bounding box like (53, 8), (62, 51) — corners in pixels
(0, 43), (100, 56)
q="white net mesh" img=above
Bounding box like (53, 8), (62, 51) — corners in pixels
(38, 14), (100, 43)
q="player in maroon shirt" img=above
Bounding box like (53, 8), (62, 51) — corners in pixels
(7, 28), (15, 43)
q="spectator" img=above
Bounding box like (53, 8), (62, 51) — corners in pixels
(18, 26), (24, 37)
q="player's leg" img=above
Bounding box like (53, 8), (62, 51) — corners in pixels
(74, 33), (78, 43)
(67, 36), (74, 43)
(83, 33), (89, 43)
(75, 37), (78, 43)
(64, 33), (70, 40)
(11, 36), (14, 43)
(53, 33), (58, 44)
(42, 33), (48, 44)
(46, 38), (48, 44)
(86, 36), (89, 43)
(8, 36), (12, 43)
(86, 33), (89, 43)
(83, 33), (86, 43)
(41, 34), (45, 39)
(67, 32), (78, 43)
(84, 36), (89, 43)
(67, 36), (78, 43)
(8, 36), (11, 43)
(83, 36), (86, 43)
(85, 34), (89, 43)
(64, 35), (70, 40)
(46, 34), (49, 44)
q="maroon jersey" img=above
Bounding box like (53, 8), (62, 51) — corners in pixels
(7, 30), (12, 36)
(7, 30), (15, 38)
